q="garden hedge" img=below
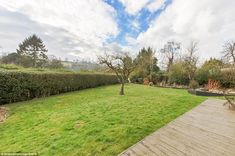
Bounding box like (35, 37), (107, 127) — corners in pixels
(0, 71), (119, 104)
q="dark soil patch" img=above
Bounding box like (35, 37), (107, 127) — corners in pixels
(0, 107), (9, 123)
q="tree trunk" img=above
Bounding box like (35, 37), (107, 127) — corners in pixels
(119, 82), (124, 95)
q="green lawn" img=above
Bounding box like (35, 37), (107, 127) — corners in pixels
(0, 84), (206, 155)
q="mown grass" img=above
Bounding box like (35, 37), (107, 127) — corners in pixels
(0, 84), (206, 155)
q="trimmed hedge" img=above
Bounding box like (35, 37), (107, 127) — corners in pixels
(0, 71), (119, 104)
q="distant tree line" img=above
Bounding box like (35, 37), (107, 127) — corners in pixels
(98, 40), (235, 95)
(129, 40), (235, 89)
(0, 34), (64, 69)
(1, 34), (234, 95)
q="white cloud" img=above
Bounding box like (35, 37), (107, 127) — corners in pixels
(118, 0), (149, 15)
(118, 0), (166, 15)
(0, 0), (118, 60)
(1, 0), (234, 63)
(125, 35), (138, 46)
(147, 0), (166, 12)
(137, 0), (235, 62)
(131, 19), (140, 30)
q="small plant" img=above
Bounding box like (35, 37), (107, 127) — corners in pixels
(206, 79), (220, 90)
(189, 80), (199, 89)
(143, 78), (149, 85)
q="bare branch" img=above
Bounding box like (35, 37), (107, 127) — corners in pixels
(184, 41), (199, 80)
(161, 41), (181, 71)
(98, 52), (136, 95)
(222, 41), (235, 64)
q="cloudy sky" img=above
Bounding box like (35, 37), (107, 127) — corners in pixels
(0, 0), (235, 62)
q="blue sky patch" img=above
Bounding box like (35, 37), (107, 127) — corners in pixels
(105, 0), (172, 46)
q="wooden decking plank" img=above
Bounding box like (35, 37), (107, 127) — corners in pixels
(131, 141), (156, 156)
(120, 153), (129, 156)
(178, 117), (235, 139)
(180, 114), (235, 132)
(139, 142), (161, 156)
(171, 119), (235, 146)
(159, 127), (213, 156)
(130, 144), (146, 156)
(143, 135), (182, 156)
(168, 121), (235, 155)
(141, 139), (168, 156)
(146, 125), (209, 155)
(148, 136), (186, 156)
(119, 99), (235, 156)
(146, 127), (187, 155)
(151, 131), (188, 155)
(142, 137), (171, 155)
(187, 112), (235, 125)
(126, 148), (139, 156)
(188, 107), (235, 123)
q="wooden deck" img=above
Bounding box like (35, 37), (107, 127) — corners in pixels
(119, 99), (235, 156)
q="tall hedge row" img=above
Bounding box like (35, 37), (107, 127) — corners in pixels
(0, 71), (119, 104)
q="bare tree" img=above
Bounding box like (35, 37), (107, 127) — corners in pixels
(222, 41), (235, 64)
(161, 41), (181, 71)
(184, 41), (199, 81)
(98, 53), (136, 95)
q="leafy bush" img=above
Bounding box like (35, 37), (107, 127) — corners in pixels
(195, 58), (223, 85)
(130, 74), (144, 84)
(220, 67), (235, 88)
(189, 80), (199, 89)
(196, 67), (221, 85)
(151, 71), (168, 84)
(0, 71), (118, 104)
(168, 62), (189, 85)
